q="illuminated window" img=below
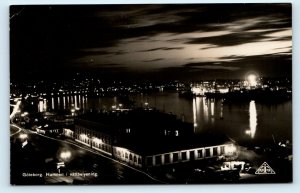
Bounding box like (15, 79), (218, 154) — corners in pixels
(164, 154), (170, 163)
(213, 147), (218, 156)
(155, 155), (161, 165)
(173, 153), (179, 162)
(181, 152), (187, 160)
(197, 149), (203, 158)
(221, 146), (225, 154)
(205, 148), (211, 157)
(189, 150), (195, 160)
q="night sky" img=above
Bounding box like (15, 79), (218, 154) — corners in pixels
(10, 4), (292, 81)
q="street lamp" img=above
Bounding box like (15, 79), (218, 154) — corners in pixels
(60, 150), (72, 161)
(225, 144), (237, 155)
(71, 108), (75, 116)
(21, 112), (29, 117)
(19, 133), (28, 140)
(19, 133), (28, 147)
(56, 149), (72, 174)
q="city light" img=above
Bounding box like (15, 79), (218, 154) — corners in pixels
(218, 88), (229, 93)
(21, 112), (29, 117)
(13, 98), (21, 102)
(247, 74), (258, 87)
(92, 137), (103, 144)
(60, 150), (71, 161)
(80, 134), (88, 139)
(10, 100), (22, 119)
(225, 144), (237, 155)
(245, 130), (251, 135)
(191, 87), (205, 95)
(19, 133), (28, 139)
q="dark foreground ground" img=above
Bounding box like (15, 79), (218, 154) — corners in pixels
(10, 125), (292, 185)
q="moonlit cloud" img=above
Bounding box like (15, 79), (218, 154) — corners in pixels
(10, 4), (291, 80)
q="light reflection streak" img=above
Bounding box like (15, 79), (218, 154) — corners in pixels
(43, 99), (47, 111)
(75, 95), (78, 109)
(249, 100), (257, 138)
(210, 100), (215, 124)
(82, 95), (85, 109)
(58, 97), (60, 109)
(85, 96), (88, 110)
(51, 97), (54, 110)
(38, 100), (43, 112)
(203, 98), (208, 122)
(193, 97), (197, 129)
(79, 95), (82, 108)
(63, 96), (66, 109)
(211, 101), (215, 117)
(67, 95), (70, 105)
(220, 101), (224, 119)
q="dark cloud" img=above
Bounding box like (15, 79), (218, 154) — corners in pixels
(184, 63), (240, 71)
(180, 53), (292, 79)
(143, 58), (164, 62)
(139, 47), (184, 52)
(187, 29), (288, 47)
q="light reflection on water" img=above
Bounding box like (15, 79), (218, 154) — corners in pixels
(38, 92), (291, 144)
(51, 97), (54, 110)
(249, 100), (257, 139)
(63, 96), (66, 109)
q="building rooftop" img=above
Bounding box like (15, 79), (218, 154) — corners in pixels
(75, 108), (194, 137)
(75, 108), (234, 156)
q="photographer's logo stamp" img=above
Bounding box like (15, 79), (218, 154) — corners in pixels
(255, 162), (276, 175)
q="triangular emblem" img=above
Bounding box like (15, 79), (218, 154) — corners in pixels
(255, 162), (276, 174)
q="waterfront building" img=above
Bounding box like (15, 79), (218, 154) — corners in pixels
(73, 108), (237, 168)
(62, 126), (74, 138)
